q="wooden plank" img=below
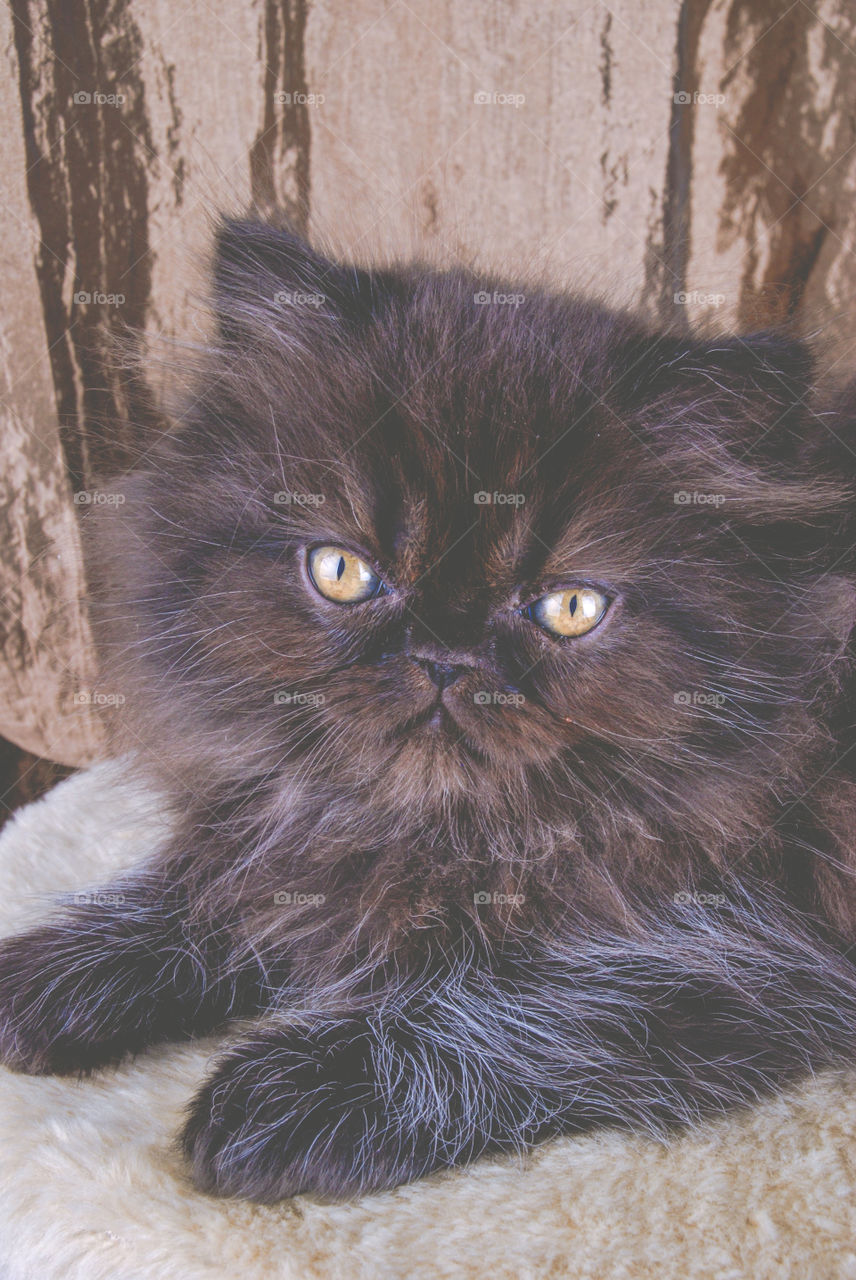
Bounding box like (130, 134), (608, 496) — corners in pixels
(686, 0), (856, 351)
(305, 1), (681, 313)
(0, 0), (105, 766)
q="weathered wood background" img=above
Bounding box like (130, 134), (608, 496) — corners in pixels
(3, 0), (856, 808)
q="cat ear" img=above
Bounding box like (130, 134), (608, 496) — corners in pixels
(667, 331), (812, 420)
(625, 330), (815, 461)
(211, 216), (374, 345)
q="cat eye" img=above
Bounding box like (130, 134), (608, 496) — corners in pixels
(527, 586), (609, 637)
(307, 545), (383, 604)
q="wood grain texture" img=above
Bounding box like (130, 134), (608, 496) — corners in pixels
(684, 0), (856, 346)
(306, 0), (681, 313)
(0, 0), (104, 767)
(3, 0), (856, 768)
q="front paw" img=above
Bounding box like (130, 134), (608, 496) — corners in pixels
(0, 894), (195, 1075)
(0, 925), (128, 1074)
(182, 1020), (437, 1201)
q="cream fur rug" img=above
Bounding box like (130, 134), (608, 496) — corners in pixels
(1, 762), (856, 1279)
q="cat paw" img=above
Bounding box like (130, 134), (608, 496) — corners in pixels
(181, 1020), (434, 1201)
(0, 929), (93, 1073)
(0, 926), (134, 1074)
(0, 901), (198, 1075)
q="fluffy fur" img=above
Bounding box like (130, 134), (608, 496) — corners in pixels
(2, 217), (856, 1201)
(3, 765), (856, 1280)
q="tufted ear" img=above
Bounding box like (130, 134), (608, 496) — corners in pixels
(609, 326), (856, 530)
(620, 329), (816, 462)
(211, 217), (377, 347)
(661, 331), (812, 415)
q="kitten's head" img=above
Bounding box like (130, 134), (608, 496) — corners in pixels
(91, 218), (856, 866)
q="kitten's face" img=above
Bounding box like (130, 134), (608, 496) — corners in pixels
(98, 220), (854, 853)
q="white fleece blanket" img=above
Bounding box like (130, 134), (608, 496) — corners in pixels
(0, 762), (855, 1280)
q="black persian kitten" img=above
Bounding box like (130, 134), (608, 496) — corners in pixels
(2, 217), (856, 1202)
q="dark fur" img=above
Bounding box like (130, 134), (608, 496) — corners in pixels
(3, 217), (856, 1201)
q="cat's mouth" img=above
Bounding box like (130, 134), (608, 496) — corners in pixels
(397, 697), (462, 737)
(389, 698), (495, 773)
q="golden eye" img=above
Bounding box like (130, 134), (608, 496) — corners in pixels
(528, 586), (609, 637)
(307, 545), (382, 604)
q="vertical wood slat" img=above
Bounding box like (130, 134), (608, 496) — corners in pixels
(686, 0), (856, 352)
(305, 0), (682, 314)
(0, 0), (104, 767)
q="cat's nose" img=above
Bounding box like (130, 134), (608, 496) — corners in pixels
(410, 657), (468, 691)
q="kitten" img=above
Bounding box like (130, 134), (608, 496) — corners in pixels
(2, 217), (856, 1203)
